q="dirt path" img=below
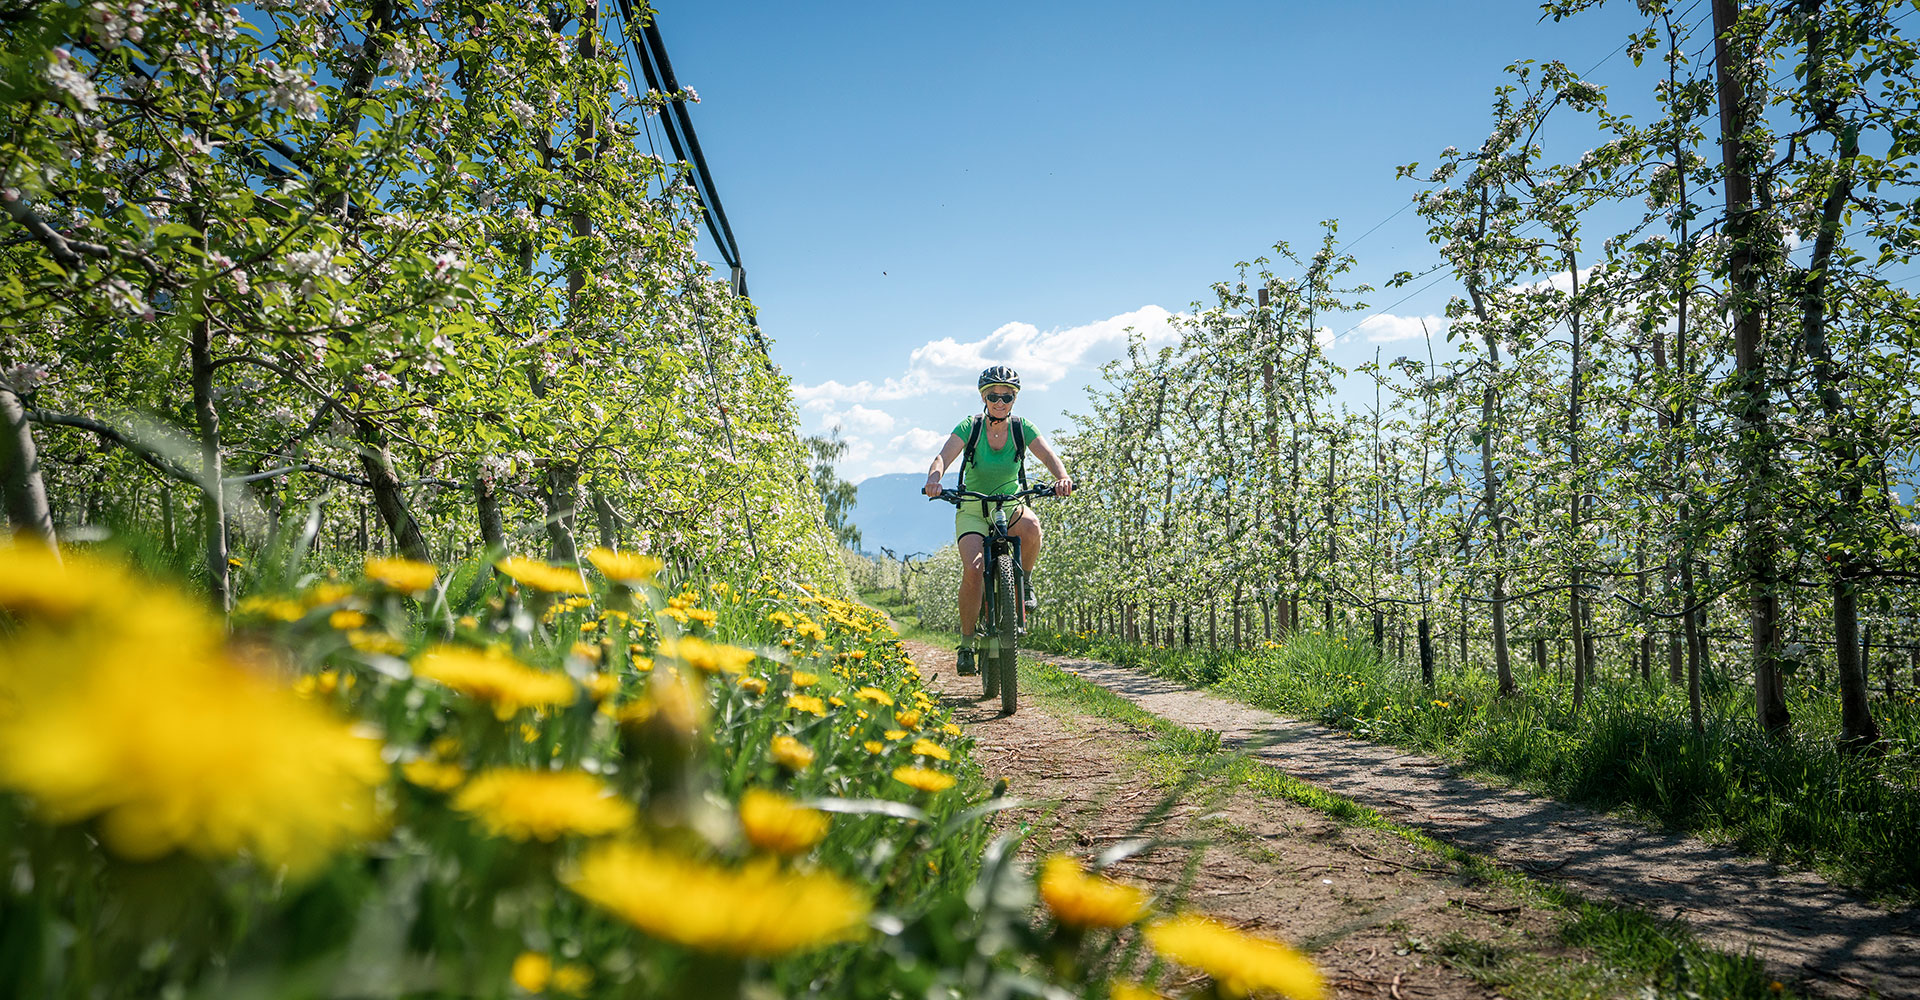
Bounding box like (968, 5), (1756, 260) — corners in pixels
(912, 639), (1586, 1000)
(1017, 649), (1920, 999)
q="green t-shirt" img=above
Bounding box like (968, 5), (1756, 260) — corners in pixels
(952, 415), (1029, 495)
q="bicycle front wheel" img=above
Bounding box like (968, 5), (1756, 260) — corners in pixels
(995, 553), (1019, 715)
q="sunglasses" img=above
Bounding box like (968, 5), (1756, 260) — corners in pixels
(983, 392), (1016, 403)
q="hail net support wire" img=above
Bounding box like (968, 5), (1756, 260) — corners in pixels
(614, 0), (768, 355)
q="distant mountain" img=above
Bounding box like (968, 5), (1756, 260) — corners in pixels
(851, 472), (959, 559)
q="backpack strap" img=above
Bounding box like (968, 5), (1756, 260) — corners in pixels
(957, 415), (983, 492)
(1012, 416), (1029, 488)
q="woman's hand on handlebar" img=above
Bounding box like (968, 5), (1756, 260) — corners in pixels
(1053, 476), (1074, 498)
(924, 479), (943, 499)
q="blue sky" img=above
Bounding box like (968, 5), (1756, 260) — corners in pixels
(644, 1), (1668, 482)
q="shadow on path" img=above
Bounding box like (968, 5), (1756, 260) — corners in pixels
(1035, 652), (1920, 1000)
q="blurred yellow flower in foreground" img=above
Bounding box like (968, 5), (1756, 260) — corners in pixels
(453, 769), (635, 842)
(1144, 913), (1322, 1000)
(413, 645), (577, 720)
(770, 735), (815, 771)
(659, 636), (756, 675)
(364, 556), (438, 593)
(892, 766), (956, 793)
(401, 759), (465, 792)
(0, 642), (384, 874)
(909, 738), (951, 762)
(0, 544), (132, 619)
(586, 547), (664, 585)
(495, 556), (588, 594)
(1108, 982), (1169, 1000)
(738, 788), (829, 855)
(786, 694), (826, 717)
(567, 842), (869, 957)
(1038, 854), (1151, 929)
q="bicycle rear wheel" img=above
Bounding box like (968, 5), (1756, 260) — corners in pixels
(980, 587), (997, 700)
(995, 553), (1019, 715)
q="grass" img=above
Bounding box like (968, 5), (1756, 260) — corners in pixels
(1023, 623), (1920, 904)
(1000, 645), (1822, 1000)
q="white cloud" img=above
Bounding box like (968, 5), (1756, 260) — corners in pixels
(889, 427), (948, 453)
(792, 305), (1183, 404)
(1355, 313), (1445, 343)
(824, 404), (895, 435)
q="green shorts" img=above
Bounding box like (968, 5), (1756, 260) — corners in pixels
(955, 499), (1029, 541)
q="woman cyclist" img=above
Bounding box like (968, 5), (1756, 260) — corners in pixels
(922, 366), (1074, 675)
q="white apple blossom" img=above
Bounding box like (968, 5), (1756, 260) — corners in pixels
(260, 60), (320, 119)
(2, 363), (50, 395)
(46, 49), (100, 112)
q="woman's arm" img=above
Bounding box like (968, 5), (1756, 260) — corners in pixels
(924, 433), (965, 497)
(1027, 434), (1073, 496)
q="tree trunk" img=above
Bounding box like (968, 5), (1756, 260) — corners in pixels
(0, 386), (56, 551)
(191, 311), (230, 611)
(1713, 0), (1790, 735)
(591, 482), (621, 551)
(1794, 0), (1876, 750)
(475, 472), (505, 550)
(355, 418), (430, 562)
(544, 461), (581, 564)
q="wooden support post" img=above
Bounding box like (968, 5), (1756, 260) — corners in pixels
(1372, 609), (1384, 657)
(1418, 618), (1434, 687)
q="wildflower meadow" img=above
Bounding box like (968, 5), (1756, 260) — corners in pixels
(0, 541), (1324, 999)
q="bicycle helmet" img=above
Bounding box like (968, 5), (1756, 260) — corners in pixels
(977, 365), (1021, 391)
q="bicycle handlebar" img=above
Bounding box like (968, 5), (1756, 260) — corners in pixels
(929, 482), (1065, 505)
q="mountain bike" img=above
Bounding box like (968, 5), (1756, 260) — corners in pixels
(934, 482), (1060, 715)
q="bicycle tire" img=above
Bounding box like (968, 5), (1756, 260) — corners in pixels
(980, 584), (997, 700)
(996, 553), (1018, 715)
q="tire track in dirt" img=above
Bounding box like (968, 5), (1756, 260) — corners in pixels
(1025, 649), (1920, 999)
(909, 639), (1583, 1000)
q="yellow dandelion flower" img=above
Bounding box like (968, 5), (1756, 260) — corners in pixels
(401, 758), (466, 791)
(787, 694), (827, 717)
(909, 738), (951, 761)
(738, 676), (768, 696)
(236, 595), (306, 622)
(616, 669), (707, 738)
(1039, 854), (1152, 929)
(1110, 982), (1169, 1000)
(365, 556), (438, 593)
(452, 769), (635, 842)
(854, 687), (893, 706)
(942, 722), (962, 737)
(892, 766), (956, 793)
(328, 608), (368, 630)
(550, 963), (592, 995)
(586, 547), (665, 586)
(413, 645), (577, 720)
(495, 556), (588, 594)
(684, 607), (718, 626)
(659, 636), (756, 674)
(863, 740), (885, 754)
(511, 951), (552, 992)
(738, 788), (830, 855)
(566, 842), (868, 957)
(770, 735), (815, 771)
(896, 708), (923, 729)
(304, 581), (356, 607)
(884, 729), (907, 741)
(570, 640), (602, 663)
(0, 644), (384, 874)
(1144, 913), (1322, 1000)
(790, 672), (818, 691)
(346, 629), (408, 655)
